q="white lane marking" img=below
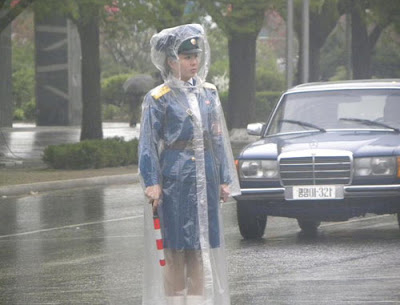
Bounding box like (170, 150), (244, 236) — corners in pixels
(0, 215), (142, 239)
(320, 214), (395, 227)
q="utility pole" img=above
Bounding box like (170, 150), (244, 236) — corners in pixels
(286, 0), (294, 89)
(345, 13), (352, 79)
(302, 0), (309, 83)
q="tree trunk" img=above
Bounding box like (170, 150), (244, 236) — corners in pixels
(308, 41), (321, 82)
(351, 5), (370, 79)
(77, 16), (103, 140)
(297, 38), (323, 84)
(227, 33), (257, 129)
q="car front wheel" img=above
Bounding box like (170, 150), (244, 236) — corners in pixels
(237, 201), (267, 239)
(397, 213), (400, 230)
(297, 219), (321, 236)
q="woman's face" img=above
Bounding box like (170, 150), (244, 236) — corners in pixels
(168, 53), (200, 82)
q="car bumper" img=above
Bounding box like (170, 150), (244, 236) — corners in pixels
(235, 184), (400, 201)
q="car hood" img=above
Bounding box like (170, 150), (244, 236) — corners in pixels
(239, 131), (400, 159)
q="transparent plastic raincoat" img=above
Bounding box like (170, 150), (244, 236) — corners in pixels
(138, 24), (240, 305)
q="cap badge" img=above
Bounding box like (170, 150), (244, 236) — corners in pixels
(190, 38), (197, 45)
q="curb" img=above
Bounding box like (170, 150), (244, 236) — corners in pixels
(0, 173), (140, 197)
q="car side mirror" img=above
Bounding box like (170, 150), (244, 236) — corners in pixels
(247, 123), (265, 136)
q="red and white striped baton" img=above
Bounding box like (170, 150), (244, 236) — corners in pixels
(153, 210), (166, 267)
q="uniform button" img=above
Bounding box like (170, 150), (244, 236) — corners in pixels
(191, 157), (196, 161)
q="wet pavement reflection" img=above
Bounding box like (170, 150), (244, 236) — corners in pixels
(0, 185), (144, 304)
(1, 185), (400, 304)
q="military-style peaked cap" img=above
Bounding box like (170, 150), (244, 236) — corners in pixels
(178, 37), (202, 54)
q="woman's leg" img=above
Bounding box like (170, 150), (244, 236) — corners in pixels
(185, 250), (204, 295)
(164, 249), (186, 296)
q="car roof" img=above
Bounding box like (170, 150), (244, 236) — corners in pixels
(286, 79), (400, 94)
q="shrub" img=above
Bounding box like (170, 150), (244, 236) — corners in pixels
(101, 74), (133, 106)
(42, 137), (139, 169)
(218, 90), (281, 124)
(13, 108), (25, 121)
(12, 67), (35, 108)
(255, 91), (282, 122)
(103, 104), (121, 120)
(22, 99), (36, 121)
(256, 68), (285, 92)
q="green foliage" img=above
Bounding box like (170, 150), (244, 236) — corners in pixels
(321, 12), (400, 80)
(371, 26), (400, 78)
(101, 73), (132, 106)
(103, 104), (121, 120)
(254, 91), (281, 122)
(329, 66), (348, 81)
(320, 20), (346, 81)
(12, 32), (35, 108)
(22, 99), (36, 120)
(206, 24), (229, 83)
(42, 137), (139, 169)
(256, 43), (285, 91)
(13, 108), (25, 121)
(256, 68), (285, 92)
(12, 67), (34, 108)
(126, 0), (203, 31)
(100, 21), (155, 75)
(101, 52), (133, 79)
(219, 90), (281, 123)
(12, 34), (34, 72)
(200, 0), (270, 36)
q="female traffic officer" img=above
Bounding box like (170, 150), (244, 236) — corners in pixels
(138, 24), (240, 305)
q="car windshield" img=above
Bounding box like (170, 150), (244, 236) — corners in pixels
(266, 89), (400, 136)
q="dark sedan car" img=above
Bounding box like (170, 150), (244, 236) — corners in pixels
(235, 79), (400, 239)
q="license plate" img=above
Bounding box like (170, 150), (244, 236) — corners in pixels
(285, 185), (344, 200)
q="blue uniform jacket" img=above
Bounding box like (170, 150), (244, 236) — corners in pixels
(139, 82), (230, 249)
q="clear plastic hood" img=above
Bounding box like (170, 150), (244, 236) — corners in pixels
(150, 24), (210, 87)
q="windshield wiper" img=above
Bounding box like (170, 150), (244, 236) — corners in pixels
(339, 118), (400, 133)
(279, 119), (326, 132)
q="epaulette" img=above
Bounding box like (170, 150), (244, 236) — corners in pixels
(151, 85), (171, 100)
(203, 82), (217, 90)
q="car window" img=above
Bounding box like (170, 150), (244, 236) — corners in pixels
(266, 89), (400, 136)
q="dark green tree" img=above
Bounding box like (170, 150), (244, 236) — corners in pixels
(100, 0), (203, 76)
(199, 1), (274, 129)
(74, 1), (104, 140)
(122, 0), (201, 31)
(339, 0), (400, 79)
(293, 0), (340, 83)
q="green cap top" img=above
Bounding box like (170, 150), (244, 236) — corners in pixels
(178, 37), (202, 54)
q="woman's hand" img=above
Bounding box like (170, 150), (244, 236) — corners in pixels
(220, 184), (230, 202)
(145, 184), (162, 213)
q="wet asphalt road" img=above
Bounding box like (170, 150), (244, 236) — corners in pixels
(1, 184), (400, 305)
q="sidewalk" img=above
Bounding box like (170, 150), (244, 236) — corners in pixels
(0, 122), (252, 196)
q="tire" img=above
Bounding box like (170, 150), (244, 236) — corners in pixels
(237, 201), (267, 239)
(297, 219), (321, 236)
(397, 213), (400, 230)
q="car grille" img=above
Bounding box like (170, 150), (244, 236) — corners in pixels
(279, 151), (352, 186)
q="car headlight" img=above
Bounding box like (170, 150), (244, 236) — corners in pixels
(240, 160), (279, 179)
(354, 157), (396, 177)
